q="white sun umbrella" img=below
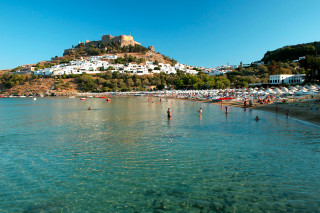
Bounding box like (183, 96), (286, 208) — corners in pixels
(281, 87), (289, 92)
(309, 85), (317, 90)
(289, 87), (298, 92)
(273, 88), (283, 94)
(266, 88), (275, 94)
(285, 91), (294, 95)
(294, 89), (306, 95)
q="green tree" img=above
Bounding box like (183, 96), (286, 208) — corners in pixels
(142, 78), (150, 85)
(157, 83), (165, 90)
(135, 79), (142, 87)
(126, 78), (134, 87)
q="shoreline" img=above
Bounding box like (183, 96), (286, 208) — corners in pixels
(163, 96), (320, 126)
(207, 99), (320, 126)
(2, 93), (320, 126)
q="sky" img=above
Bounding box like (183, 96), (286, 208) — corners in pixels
(0, 0), (320, 69)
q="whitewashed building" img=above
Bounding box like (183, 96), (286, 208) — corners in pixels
(124, 63), (148, 75)
(103, 54), (118, 60)
(175, 63), (186, 71)
(269, 74), (306, 84)
(186, 69), (198, 75)
(159, 63), (177, 74)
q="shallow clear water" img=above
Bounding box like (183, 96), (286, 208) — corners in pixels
(0, 97), (319, 212)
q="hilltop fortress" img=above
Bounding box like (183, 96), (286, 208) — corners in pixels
(84, 34), (141, 47)
(64, 35), (141, 55)
(102, 35), (141, 47)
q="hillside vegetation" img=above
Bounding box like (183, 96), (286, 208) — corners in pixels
(262, 42), (320, 63)
(0, 72), (232, 96)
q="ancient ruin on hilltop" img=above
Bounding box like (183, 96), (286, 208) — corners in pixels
(63, 35), (142, 56)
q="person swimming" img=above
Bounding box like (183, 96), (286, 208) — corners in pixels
(255, 116), (259, 121)
(167, 108), (172, 118)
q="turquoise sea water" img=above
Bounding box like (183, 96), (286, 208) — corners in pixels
(0, 97), (319, 212)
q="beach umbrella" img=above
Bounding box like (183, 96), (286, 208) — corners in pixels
(281, 87), (289, 92)
(284, 91), (294, 95)
(273, 88), (283, 94)
(310, 85), (316, 89)
(266, 88), (275, 94)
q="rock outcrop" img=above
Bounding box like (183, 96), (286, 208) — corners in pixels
(148, 46), (156, 52)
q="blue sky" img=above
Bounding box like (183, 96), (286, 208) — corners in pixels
(0, 0), (319, 69)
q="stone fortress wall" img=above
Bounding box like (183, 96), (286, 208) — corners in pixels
(101, 35), (141, 47)
(64, 35), (142, 55)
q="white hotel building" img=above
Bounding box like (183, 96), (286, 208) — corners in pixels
(269, 74), (306, 85)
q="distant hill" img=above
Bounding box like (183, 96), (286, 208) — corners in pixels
(261, 41), (320, 63)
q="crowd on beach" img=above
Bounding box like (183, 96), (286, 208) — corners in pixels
(79, 84), (320, 111)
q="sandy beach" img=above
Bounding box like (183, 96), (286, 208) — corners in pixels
(210, 99), (320, 126)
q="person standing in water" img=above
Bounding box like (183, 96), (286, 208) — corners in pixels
(167, 108), (172, 118)
(198, 108), (203, 115)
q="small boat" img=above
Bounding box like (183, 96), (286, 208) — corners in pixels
(99, 96), (107, 99)
(80, 98), (86, 100)
(88, 107), (92, 110)
(106, 98), (111, 102)
(69, 96), (75, 98)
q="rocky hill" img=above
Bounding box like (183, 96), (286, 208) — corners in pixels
(61, 34), (174, 65)
(63, 34), (147, 56)
(261, 41), (320, 63)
